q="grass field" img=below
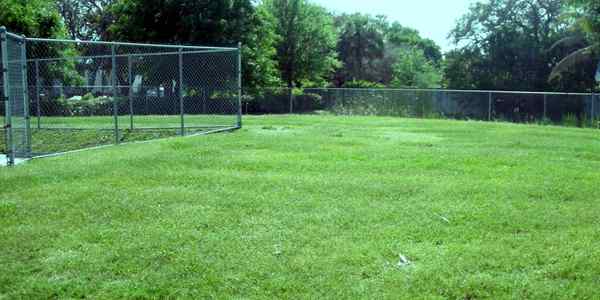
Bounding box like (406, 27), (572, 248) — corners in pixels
(0, 115), (238, 155)
(1, 115), (600, 298)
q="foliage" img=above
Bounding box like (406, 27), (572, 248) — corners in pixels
(0, 1), (86, 90)
(442, 49), (483, 90)
(447, 0), (595, 92)
(390, 48), (441, 88)
(333, 14), (442, 88)
(293, 91), (323, 113)
(44, 49), (87, 87)
(342, 80), (385, 89)
(335, 14), (385, 84)
(56, 0), (115, 40)
(54, 93), (123, 116)
(0, 0), (66, 38)
(548, 0), (600, 85)
(243, 5), (283, 90)
(571, 0), (600, 44)
(383, 21), (442, 65)
(260, 0), (340, 88)
(245, 88), (290, 113)
(108, 0), (281, 91)
(563, 112), (580, 127)
(1, 0), (446, 92)
(8, 0), (599, 95)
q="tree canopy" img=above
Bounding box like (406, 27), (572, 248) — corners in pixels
(260, 0), (340, 88)
(333, 14), (442, 88)
(108, 0), (281, 91)
(0, 0), (65, 38)
(446, 0), (596, 92)
(57, 0), (114, 40)
(1, 0), (597, 92)
(335, 13), (385, 85)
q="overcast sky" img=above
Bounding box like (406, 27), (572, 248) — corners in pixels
(311, 0), (476, 52)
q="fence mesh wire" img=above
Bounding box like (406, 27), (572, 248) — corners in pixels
(246, 88), (600, 128)
(3, 28), (599, 166)
(1, 29), (241, 164)
(1, 31), (30, 162)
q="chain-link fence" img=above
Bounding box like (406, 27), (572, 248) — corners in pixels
(1, 27), (242, 166)
(245, 87), (600, 127)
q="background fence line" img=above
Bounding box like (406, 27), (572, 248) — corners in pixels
(2, 26), (599, 167)
(244, 87), (600, 128)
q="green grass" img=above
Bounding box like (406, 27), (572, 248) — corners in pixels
(1, 115), (600, 298)
(26, 128), (188, 154)
(0, 115), (237, 154)
(34, 115), (237, 129)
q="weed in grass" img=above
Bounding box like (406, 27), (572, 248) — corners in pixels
(563, 113), (579, 127)
(331, 131), (344, 138)
(539, 117), (553, 126)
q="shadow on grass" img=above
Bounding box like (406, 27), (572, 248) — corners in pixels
(26, 128), (207, 155)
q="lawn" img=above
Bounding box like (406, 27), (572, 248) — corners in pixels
(1, 115), (599, 298)
(0, 115), (238, 155)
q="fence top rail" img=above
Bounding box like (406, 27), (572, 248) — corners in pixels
(24, 37), (238, 51)
(25, 48), (233, 63)
(5, 31), (24, 40)
(261, 87), (594, 96)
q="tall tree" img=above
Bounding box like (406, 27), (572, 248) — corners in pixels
(549, 0), (600, 84)
(0, 0), (65, 38)
(0, 1), (87, 96)
(442, 48), (487, 89)
(384, 22), (442, 65)
(390, 48), (441, 88)
(56, 0), (115, 40)
(333, 14), (442, 87)
(109, 0), (281, 91)
(380, 20), (443, 87)
(261, 0), (340, 88)
(335, 13), (385, 85)
(447, 0), (594, 92)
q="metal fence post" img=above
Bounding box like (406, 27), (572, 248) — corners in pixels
(20, 36), (31, 156)
(488, 92), (492, 121)
(178, 48), (184, 136)
(592, 93), (596, 127)
(202, 88), (206, 114)
(327, 88), (332, 111)
(339, 89), (344, 114)
(289, 86), (294, 114)
(111, 44), (119, 144)
(543, 94), (547, 121)
(382, 89), (387, 115)
(0, 26), (13, 166)
(127, 55), (133, 130)
(421, 91), (425, 117)
(35, 59), (41, 129)
(237, 42), (242, 128)
(414, 90), (419, 117)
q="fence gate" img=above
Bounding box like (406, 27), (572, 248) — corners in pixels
(1, 27), (31, 166)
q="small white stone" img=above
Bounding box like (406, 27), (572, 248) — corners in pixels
(397, 254), (412, 267)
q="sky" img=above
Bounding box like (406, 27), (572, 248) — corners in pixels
(311, 0), (475, 52)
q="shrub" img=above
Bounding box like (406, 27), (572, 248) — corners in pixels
(54, 93), (126, 116)
(563, 113), (579, 127)
(294, 92), (323, 113)
(342, 80), (385, 89)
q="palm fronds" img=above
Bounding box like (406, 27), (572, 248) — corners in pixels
(549, 45), (595, 81)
